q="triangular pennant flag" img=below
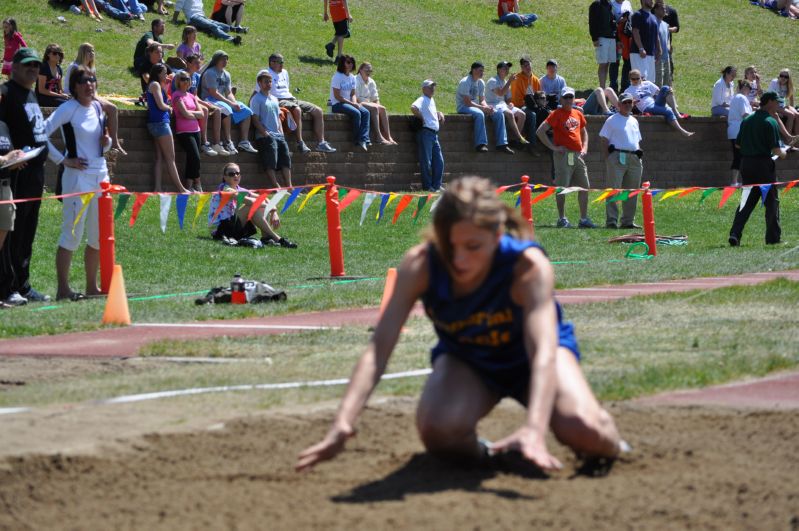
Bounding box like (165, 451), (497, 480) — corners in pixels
(247, 192), (269, 221)
(429, 194), (443, 213)
(338, 187), (348, 201)
(531, 187), (556, 205)
(210, 192), (235, 223)
(192, 193), (211, 229)
(759, 184), (772, 206)
(628, 190), (642, 198)
(737, 187), (751, 210)
(392, 195), (415, 224)
(129, 193), (150, 227)
(677, 187), (700, 198)
(717, 187), (737, 208)
(281, 188), (303, 213)
(339, 189), (362, 212)
(236, 191), (248, 210)
(359, 193), (377, 225)
(699, 188), (719, 204)
(412, 194), (431, 224)
(496, 185), (512, 195)
(658, 189), (683, 202)
(650, 189), (663, 197)
(376, 193), (392, 223)
(298, 185), (325, 212)
(114, 193), (131, 220)
(593, 189), (614, 203)
(558, 186), (582, 195)
(615, 190), (631, 202)
(265, 189), (288, 214)
(784, 180), (798, 193)
(72, 192), (95, 236)
(175, 193), (189, 230)
(515, 194), (521, 207)
(159, 193), (172, 234)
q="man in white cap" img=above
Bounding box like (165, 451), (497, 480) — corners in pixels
(599, 92), (643, 228)
(535, 86), (597, 229)
(411, 80), (445, 192)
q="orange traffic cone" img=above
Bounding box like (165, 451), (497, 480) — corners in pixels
(102, 264), (131, 325)
(378, 267), (397, 317)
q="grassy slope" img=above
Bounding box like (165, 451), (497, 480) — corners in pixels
(7, 0), (798, 114)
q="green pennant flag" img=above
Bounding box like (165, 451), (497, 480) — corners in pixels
(114, 193), (131, 220)
(699, 188), (719, 204)
(412, 196), (429, 224)
(338, 187), (348, 201)
(236, 191), (248, 210)
(615, 190), (631, 202)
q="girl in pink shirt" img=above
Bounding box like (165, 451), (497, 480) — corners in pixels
(2, 18), (26, 77)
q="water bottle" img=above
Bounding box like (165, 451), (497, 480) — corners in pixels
(231, 274), (246, 304)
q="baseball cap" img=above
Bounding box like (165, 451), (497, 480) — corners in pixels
(619, 93), (635, 103)
(760, 91), (784, 106)
(13, 48), (40, 65)
(496, 61), (512, 69)
(519, 54), (532, 65)
(421, 79), (436, 88)
(561, 86), (576, 98)
(546, 59), (558, 67)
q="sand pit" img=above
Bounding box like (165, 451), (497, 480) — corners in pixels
(0, 398), (797, 530)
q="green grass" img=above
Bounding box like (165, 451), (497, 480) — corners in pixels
(2, 279), (796, 407)
(1, 188), (797, 338)
(7, 0), (798, 115)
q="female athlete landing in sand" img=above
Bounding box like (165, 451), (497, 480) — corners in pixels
(297, 176), (624, 472)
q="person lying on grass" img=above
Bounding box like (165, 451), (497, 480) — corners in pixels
(297, 175), (625, 473)
(208, 162), (297, 248)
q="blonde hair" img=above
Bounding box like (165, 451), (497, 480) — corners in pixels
(429, 176), (532, 267)
(75, 43), (96, 72)
(778, 69), (794, 107)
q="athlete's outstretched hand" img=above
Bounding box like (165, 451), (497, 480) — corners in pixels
(296, 424), (355, 472)
(492, 425), (563, 472)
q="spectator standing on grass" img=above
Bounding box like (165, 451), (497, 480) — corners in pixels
(510, 55), (541, 144)
(172, 70), (208, 191)
(536, 87), (597, 229)
(37, 44), (70, 108)
(711, 66), (736, 117)
(728, 92), (787, 247)
(611, 10), (633, 92)
(0, 122), (27, 310)
(727, 81), (753, 186)
(486, 61), (529, 147)
(628, 69), (693, 137)
(0, 48), (51, 306)
(411, 79), (445, 192)
(265, 53), (336, 154)
(250, 70), (294, 188)
(630, 0), (660, 83)
(457, 62), (513, 154)
(355, 62), (397, 145)
(200, 50), (257, 155)
(658, 1), (679, 80)
(133, 19), (176, 78)
(176, 26), (203, 62)
(324, 0), (352, 62)
(330, 55), (371, 151)
(589, 0), (617, 89)
(599, 93), (643, 229)
(211, 0), (248, 33)
(608, 0), (632, 91)
(172, 0), (243, 45)
(652, 2), (671, 88)
(146, 64), (190, 193)
(497, 0), (538, 27)
(2, 19), (26, 78)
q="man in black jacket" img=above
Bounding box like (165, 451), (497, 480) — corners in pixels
(589, 0), (617, 88)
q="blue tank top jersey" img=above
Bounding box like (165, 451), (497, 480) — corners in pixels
(146, 89), (170, 124)
(422, 234), (580, 402)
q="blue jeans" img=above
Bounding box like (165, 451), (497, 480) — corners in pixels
(711, 105), (730, 117)
(111, 0), (147, 16)
(96, 0), (131, 20)
(332, 102), (370, 144)
(457, 105), (508, 148)
(643, 85), (676, 122)
(416, 129), (444, 191)
(188, 14), (235, 42)
(499, 12), (538, 27)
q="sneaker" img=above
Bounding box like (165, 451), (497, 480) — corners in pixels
(296, 141), (311, 154)
(231, 35), (242, 46)
(233, 25), (249, 34)
(496, 145), (514, 154)
(316, 141), (336, 153)
(605, 221), (618, 229)
(137, 13), (145, 20)
(556, 218), (572, 228)
(620, 222), (642, 229)
(224, 141), (238, 155)
(5, 292), (27, 307)
(260, 236), (280, 247)
(21, 287), (51, 302)
(277, 237), (298, 249)
(728, 235), (740, 247)
(476, 144), (489, 152)
(578, 218), (597, 229)
(325, 42), (335, 58)
(237, 140), (258, 153)
(200, 143), (218, 156)
(211, 143), (231, 156)
(357, 141), (368, 152)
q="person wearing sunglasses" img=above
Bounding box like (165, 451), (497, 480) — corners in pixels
(37, 44), (70, 108)
(628, 69), (693, 137)
(43, 66), (112, 302)
(768, 69), (799, 137)
(330, 54), (370, 151)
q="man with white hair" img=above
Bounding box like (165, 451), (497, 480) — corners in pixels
(411, 80), (445, 192)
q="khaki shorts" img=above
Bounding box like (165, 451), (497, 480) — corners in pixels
(278, 98), (320, 115)
(552, 151), (590, 188)
(0, 179), (14, 232)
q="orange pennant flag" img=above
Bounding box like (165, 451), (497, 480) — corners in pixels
(247, 192), (269, 221)
(129, 193), (150, 227)
(784, 180), (798, 194)
(392, 194), (415, 224)
(339, 189), (362, 212)
(531, 187), (556, 205)
(677, 187), (701, 198)
(718, 186), (737, 208)
(496, 185), (512, 195)
(210, 192), (235, 223)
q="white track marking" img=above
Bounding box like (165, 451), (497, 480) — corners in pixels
(132, 323), (335, 331)
(0, 407), (30, 416)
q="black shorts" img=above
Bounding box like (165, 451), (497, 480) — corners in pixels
(212, 216), (256, 240)
(211, 3), (242, 23)
(333, 19), (351, 38)
(256, 136), (291, 171)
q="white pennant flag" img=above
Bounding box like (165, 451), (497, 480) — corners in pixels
(738, 187), (751, 211)
(159, 194), (172, 234)
(265, 189), (289, 215)
(558, 186), (583, 195)
(359, 193), (377, 226)
(429, 195), (443, 213)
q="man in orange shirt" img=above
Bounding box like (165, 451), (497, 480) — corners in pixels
(324, 0), (352, 62)
(535, 87), (597, 229)
(510, 55), (541, 144)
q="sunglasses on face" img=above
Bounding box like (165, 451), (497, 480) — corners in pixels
(226, 171), (241, 176)
(629, 77), (641, 81)
(271, 60), (284, 64)
(177, 77), (190, 83)
(779, 74), (790, 78)
(77, 77), (97, 84)
(562, 95), (574, 99)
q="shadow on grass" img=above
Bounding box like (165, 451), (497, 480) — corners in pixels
(298, 55), (335, 67)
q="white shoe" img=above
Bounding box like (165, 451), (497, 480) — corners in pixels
(211, 143), (231, 156)
(224, 141), (238, 155)
(5, 292), (27, 307)
(200, 143), (218, 156)
(237, 140), (258, 153)
(357, 141), (368, 152)
(316, 141), (336, 153)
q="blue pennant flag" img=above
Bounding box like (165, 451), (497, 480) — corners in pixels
(175, 194), (189, 230)
(376, 194), (390, 223)
(281, 188), (303, 214)
(759, 184), (772, 206)
(515, 194), (521, 207)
